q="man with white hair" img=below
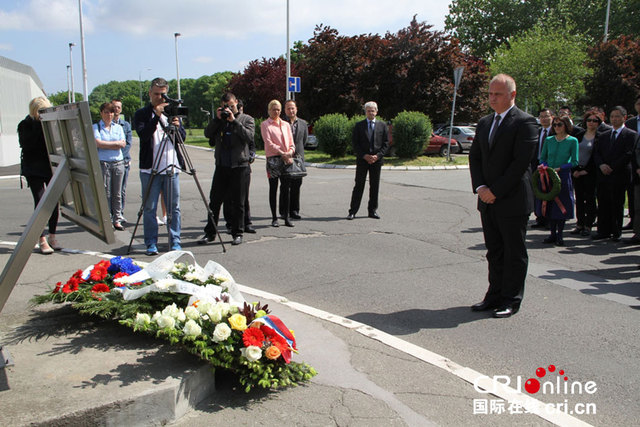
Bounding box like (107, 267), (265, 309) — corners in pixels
(347, 101), (389, 220)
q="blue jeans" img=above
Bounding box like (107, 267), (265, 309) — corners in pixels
(140, 171), (181, 248)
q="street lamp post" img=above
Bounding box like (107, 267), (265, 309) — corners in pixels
(69, 43), (76, 102)
(174, 33), (182, 100)
(286, 0), (291, 101)
(66, 65), (71, 103)
(139, 68), (152, 108)
(604, 0), (611, 42)
(78, 0), (88, 100)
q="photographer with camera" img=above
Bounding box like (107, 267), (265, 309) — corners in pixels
(133, 77), (186, 256)
(198, 92), (255, 246)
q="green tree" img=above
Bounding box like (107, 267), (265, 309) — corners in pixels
(48, 90), (83, 105)
(580, 36), (640, 114)
(489, 25), (591, 113)
(446, 0), (640, 58)
(391, 111), (432, 159)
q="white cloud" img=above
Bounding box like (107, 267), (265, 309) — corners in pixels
(0, 0), (449, 39)
(0, 43), (12, 51)
(0, 0), (93, 32)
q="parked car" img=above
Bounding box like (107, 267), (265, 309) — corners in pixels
(305, 124), (318, 150)
(435, 125), (476, 152)
(425, 133), (460, 157)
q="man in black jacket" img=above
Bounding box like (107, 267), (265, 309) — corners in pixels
(198, 92), (255, 246)
(469, 74), (538, 318)
(347, 101), (389, 220)
(280, 99), (308, 219)
(133, 78), (186, 256)
(593, 106), (638, 241)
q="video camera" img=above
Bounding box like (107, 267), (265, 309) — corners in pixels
(161, 93), (189, 118)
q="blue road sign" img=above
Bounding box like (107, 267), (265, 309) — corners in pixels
(288, 76), (301, 93)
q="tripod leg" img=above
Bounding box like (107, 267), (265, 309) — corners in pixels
(127, 171), (158, 255)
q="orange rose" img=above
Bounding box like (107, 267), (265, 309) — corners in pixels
(265, 345), (281, 360)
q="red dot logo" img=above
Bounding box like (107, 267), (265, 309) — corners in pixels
(536, 367), (546, 378)
(548, 365), (556, 372)
(525, 378), (541, 394)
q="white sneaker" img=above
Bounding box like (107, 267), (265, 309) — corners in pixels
(157, 216), (165, 226)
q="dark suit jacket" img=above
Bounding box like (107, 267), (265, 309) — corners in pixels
(625, 116), (640, 132)
(593, 126), (637, 183)
(286, 117), (308, 161)
(204, 113), (255, 168)
(469, 106), (538, 216)
(352, 119), (389, 162)
(531, 126), (555, 171)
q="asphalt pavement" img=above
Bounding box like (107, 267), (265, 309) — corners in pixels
(0, 140), (638, 426)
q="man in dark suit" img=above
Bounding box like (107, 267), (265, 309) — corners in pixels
(531, 108), (554, 229)
(624, 96), (640, 132)
(469, 74), (538, 318)
(593, 106), (637, 241)
(558, 105), (583, 136)
(280, 99), (308, 219)
(347, 101), (389, 220)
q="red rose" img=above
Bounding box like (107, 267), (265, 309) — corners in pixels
(242, 328), (265, 347)
(91, 283), (110, 293)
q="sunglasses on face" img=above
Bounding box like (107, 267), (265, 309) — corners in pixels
(585, 118), (600, 123)
(553, 122), (564, 127)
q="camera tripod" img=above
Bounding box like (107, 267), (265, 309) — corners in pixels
(126, 116), (226, 254)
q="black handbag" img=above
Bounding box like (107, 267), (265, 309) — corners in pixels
(266, 156), (284, 178)
(282, 156), (307, 178)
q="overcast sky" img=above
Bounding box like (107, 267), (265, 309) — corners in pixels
(0, 0), (452, 97)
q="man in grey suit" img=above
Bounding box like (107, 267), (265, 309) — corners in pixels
(347, 101), (389, 220)
(469, 74), (538, 318)
(280, 99), (308, 219)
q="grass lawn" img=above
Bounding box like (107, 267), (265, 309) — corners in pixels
(183, 129), (469, 167)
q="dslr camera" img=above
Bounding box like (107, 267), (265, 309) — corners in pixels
(220, 104), (233, 120)
(161, 93), (189, 118)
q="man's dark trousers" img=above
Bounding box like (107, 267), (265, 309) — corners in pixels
(349, 158), (382, 215)
(204, 166), (247, 238)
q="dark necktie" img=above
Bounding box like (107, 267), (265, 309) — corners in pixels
(369, 121), (375, 152)
(488, 115), (501, 148)
(611, 130), (617, 144)
(540, 129), (548, 157)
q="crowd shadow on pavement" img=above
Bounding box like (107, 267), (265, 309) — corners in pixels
(4, 305), (203, 388)
(347, 306), (485, 335)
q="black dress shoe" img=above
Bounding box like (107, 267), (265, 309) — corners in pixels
(531, 222), (546, 229)
(346, 213), (355, 220)
(611, 235), (621, 242)
(368, 211), (380, 219)
(284, 219), (295, 227)
(543, 236), (557, 244)
(569, 227), (583, 235)
(197, 234), (215, 245)
(592, 233), (610, 240)
(231, 235), (242, 245)
(555, 239), (564, 246)
(290, 212), (302, 220)
(271, 220), (279, 227)
(493, 305), (519, 318)
(623, 235), (640, 244)
(622, 222), (633, 230)
(244, 225), (257, 234)
(471, 300), (499, 311)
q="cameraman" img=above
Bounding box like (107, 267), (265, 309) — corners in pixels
(198, 92), (255, 246)
(133, 77), (186, 256)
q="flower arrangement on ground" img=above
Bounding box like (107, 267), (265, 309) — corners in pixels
(32, 251), (317, 392)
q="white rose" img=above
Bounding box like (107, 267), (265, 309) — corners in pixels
(135, 313), (151, 326)
(184, 272), (200, 282)
(196, 300), (213, 315)
(207, 305), (223, 323)
(241, 346), (262, 362)
(185, 306), (200, 320)
(176, 309), (186, 322)
(212, 323), (231, 342)
(229, 305), (239, 314)
(162, 303), (180, 318)
(182, 319), (202, 337)
(156, 314), (176, 329)
(217, 302), (231, 317)
(152, 311), (161, 321)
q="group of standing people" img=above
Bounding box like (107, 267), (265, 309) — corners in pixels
(531, 100), (640, 246)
